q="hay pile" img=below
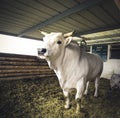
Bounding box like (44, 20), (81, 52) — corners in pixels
(0, 77), (120, 118)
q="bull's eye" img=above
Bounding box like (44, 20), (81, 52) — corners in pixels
(57, 41), (62, 45)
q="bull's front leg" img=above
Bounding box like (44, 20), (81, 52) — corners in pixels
(75, 77), (85, 113)
(94, 77), (100, 97)
(63, 90), (70, 109)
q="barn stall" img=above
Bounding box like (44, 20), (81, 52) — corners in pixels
(0, 0), (120, 118)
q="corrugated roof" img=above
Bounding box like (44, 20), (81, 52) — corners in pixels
(0, 0), (120, 45)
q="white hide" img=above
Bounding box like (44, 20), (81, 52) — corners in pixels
(38, 32), (103, 112)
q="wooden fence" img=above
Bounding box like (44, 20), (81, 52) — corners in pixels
(0, 53), (56, 80)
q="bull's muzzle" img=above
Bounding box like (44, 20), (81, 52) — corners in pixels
(38, 48), (47, 55)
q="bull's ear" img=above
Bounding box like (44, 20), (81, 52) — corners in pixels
(65, 36), (72, 45)
(39, 30), (48, 36)
(64, 31), (73, 38)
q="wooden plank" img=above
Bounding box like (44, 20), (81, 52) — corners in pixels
(0, 61), (48, 66)
(0, 53), (54, 80)
(0, 0), (48, 21)
(0, 57), (37, 62)
(102, 0), (120, 23)
(37, 0), (67, 12)
(0, 20), (24, 30)
(42, 25), (70, 33)
(63, 17), (88, 30)
(0, 61), (47, 66)
(70, 13), (97, 29)
(50, 22), (73, 32)
(0, 10), (31, 27)
(15, 0), (52, 18)
(0, 69), (52, 73)
(0, 52), (33, 57)
(0, 65), (49, 70)
(0, 53), (45, 62)
(78, 9), (106, 27)
(0, 71), (55, 78)
(89, 6), (116, 25)
(55, 0), (77, 8)
(0, 75), (56, 81)
(56, 20), (77, 30)
(17, 0), (58, 16)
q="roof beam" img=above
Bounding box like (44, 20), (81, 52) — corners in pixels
(74, 24), (120, 36)
(87, 37), (120, 43)
(87, 40), (120, 45)
(18, 0), (102, 37)
(88, 33), (120, 40)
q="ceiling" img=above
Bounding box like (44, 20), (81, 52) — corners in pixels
(0, 0), (120, 45)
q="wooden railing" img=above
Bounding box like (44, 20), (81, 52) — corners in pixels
(0, 53), (56, 80)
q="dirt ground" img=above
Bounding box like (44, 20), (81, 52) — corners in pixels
(0, 77), (120, 118)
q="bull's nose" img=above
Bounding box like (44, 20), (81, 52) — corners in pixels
(38, 48), (47, 55)
(41, 48), (47, 53)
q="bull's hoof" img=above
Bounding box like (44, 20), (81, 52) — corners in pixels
(83, 91), (88, 96)
(84, 93), (88, 96)
(94, 93), (98, 97)
(94, 95), (98, 98)
(64, 104), (70, 109)
(76, 107), (83, 114)
(76, 109), (81, 114)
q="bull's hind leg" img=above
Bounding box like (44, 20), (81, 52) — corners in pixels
(63, 90), (70, 109)
(94, 77), (100, 97)
(84, 81), (89, 95)
(75, 77), (85, 113)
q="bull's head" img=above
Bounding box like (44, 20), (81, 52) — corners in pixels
(38, 31), (73, 60)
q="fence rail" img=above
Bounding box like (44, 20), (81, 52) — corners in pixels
(0, 53), (56, 80)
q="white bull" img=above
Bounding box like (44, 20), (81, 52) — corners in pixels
(38, 32), (103, 113)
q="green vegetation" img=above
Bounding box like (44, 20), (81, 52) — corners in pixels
(0, 77), (120, 118)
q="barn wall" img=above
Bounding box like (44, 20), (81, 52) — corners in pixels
(0, 34), (42, 56)
(101, 44), (120, 79)
(101, 59), (120, 79)
(0, 53), (56, 81)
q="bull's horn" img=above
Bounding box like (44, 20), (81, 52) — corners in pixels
(64, 31), (74, 38)
(39, 30), (48, 36)
(72, 37), (82, 40)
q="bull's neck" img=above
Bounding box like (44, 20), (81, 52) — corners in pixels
(47, 42), (81, 71)
(58, 43), (81, 72)
(47, 48), (65, 70)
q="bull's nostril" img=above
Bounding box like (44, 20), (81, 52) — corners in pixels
(41, 48), (47, 53)
(38, 48), (47, 55)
